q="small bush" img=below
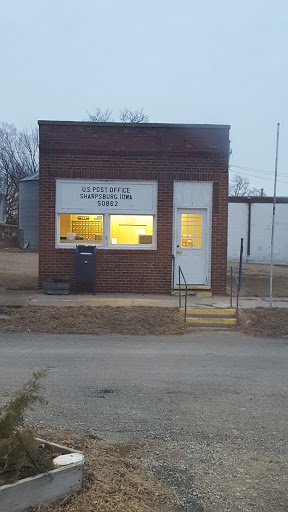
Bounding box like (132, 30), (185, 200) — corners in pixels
(0, 370), (54, 485)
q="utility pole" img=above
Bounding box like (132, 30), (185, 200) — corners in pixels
(269, 123), (280, 308)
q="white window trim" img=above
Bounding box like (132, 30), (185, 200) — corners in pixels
(55, 213), (157, 250)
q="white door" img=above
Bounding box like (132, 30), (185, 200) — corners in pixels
(175, 208), (208, 285)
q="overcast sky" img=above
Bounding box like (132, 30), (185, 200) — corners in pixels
(1, 0), (287, 195)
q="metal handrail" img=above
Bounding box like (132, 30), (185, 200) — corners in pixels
(230, 238), (244, 316)
(178, 265), (188, 324)
(230, 266), (240, 314)
(172, 255), (175, 292)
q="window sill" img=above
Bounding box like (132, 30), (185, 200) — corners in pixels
(55, 243), (156, 250)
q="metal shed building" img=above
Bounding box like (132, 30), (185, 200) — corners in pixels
(18, 172), (39, 250)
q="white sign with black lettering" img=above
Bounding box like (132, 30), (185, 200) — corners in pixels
(56, 179), (157, 213)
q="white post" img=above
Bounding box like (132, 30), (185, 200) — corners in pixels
(269, 123), (280, 308)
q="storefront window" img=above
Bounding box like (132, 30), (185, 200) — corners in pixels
(58, 213), (155, 248)
(59, 214), (103, 244)
(110, 215), (153, 245)
(56, 179), (157, 249)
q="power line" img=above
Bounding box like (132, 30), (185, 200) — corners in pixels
(230, 164), (288, 178)
(229, 168), (288, 184)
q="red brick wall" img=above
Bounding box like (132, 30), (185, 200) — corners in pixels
(39, 122), (229, 294)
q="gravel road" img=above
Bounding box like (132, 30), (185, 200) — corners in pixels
(0, 332), (287, 511)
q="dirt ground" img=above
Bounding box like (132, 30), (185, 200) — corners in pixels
(28, 430), (178, 512)
(228, 261), (288, 297)
(0, 249), (288, 297)
(1, 250), (288, 337)
(0, 306), (187, 335)
(237, 308), (288, 338)
(1, 305), (288, 338)
(0, 248), (38, 291)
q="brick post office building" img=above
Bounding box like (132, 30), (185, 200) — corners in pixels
(38, 121), (230, 295)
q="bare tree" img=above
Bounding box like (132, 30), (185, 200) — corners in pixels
(119, 108), (149, 123)
(87, 108), (113, 122)
(229, 175), (250, 196)
(250, 186), (266, 197)
(87, 107), (149, 123)
(229, 174), (265, 197)
(0, 123), (38, 223)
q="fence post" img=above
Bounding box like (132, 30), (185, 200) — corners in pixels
(184, 284), (187, 323)
(238, 238), (243, 291)
(178, 266), (181, 309)
(172, 255), (175, 292)
(230, 266), (233, 307)
(236, 286), (239, 315)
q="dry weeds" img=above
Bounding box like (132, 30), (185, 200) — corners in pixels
(28, 431), (178, 512)
(0, 306), (187, 335)
(238, 307), (288, 337)
(227, 262), (288, 297)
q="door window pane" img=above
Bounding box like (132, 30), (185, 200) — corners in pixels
(181, 213), (202, 249)
(181, 225), (187, 237)
(187, 227), (195, 237)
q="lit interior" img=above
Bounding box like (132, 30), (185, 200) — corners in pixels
(59, 214), (103, 244)
(110, 215), (153, 245)
(181, 214), (202, 248)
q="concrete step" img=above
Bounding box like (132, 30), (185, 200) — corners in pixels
(190, 326), (236, 331)
(185, 308), (236, 316)
(172, 291), (196, 296)
(174, 291), (213, 297)
(174, 285), (211, 290)
(195, 291), (212, 298)
(181, 306), (237, 328)
(186, 317), (237, 326)
(173, 285), (211, 297)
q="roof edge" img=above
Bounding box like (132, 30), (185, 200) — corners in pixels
(229, 196), (288, 203)
(38, 120), (230, 130)
(19, 172), (39, 182)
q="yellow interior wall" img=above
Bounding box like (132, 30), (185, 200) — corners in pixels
(110, 215), (153, 245)
(60, 215), (71, 237)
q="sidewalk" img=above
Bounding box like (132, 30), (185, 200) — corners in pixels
(1, 290), (288, 309)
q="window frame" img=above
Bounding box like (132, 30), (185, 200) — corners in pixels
(55, 179), (158, 250)
(55, 213), (157, 250)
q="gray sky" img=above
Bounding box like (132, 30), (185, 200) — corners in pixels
(1, 0), (287, 195)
